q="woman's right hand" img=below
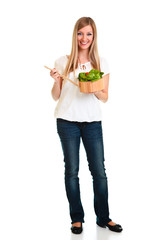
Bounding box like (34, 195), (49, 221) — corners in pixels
(50, 68), (61, 83)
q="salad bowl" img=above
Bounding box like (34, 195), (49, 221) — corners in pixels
(78, 69), (105, 93)
(79, 78), (104, 93)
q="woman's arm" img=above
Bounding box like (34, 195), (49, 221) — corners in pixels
(51, 79), (63, 101)
(50, 68), (63, 101)
(94, 73), (109, 103)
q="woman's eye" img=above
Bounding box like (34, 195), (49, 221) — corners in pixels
(77, 32), (93, 36)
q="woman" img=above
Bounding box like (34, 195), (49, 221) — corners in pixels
(50, 17), (123, 234)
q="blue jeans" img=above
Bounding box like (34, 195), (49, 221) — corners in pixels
(56, 118), (112, 225)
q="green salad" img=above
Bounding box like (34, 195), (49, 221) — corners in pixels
(78, 69), (104, 82)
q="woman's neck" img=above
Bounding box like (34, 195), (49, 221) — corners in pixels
(78, 49), (90, 63)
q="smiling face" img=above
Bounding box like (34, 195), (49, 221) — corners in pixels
(77, 25), (94, 50)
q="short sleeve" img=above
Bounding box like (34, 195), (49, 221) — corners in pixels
(100, 57), (110, 75)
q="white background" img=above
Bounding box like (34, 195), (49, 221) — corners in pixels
(0, 0), (160, 239)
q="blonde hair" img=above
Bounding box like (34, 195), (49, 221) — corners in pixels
(64, 17), (101, 79)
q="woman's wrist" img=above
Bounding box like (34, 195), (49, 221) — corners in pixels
(54, 80), (59, 84)
(94, 91), (102, 98)
(54, 78), (62, 85)
(94, 91), (108, 103)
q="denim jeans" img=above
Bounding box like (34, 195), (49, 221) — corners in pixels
(56, 118), (112, 225)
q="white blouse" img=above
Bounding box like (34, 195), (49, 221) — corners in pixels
(53, 55), (110, 122)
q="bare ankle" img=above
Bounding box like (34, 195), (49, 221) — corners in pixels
(72, 222), (82, 227)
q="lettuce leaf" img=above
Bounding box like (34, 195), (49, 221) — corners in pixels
(78, 69), (104, 82)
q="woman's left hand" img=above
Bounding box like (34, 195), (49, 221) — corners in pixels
(93, 91), (102, 97)
(93, 74), (109, 103)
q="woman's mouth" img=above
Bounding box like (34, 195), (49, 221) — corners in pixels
(80, 41), (89, 46)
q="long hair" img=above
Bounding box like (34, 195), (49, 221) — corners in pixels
(63, 17), (101, 79)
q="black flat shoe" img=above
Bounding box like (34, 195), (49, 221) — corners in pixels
(97, 222), (123, 233)
(71, 223), (83, 234)
(106, 223), (123, 232)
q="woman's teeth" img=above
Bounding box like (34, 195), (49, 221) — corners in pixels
(80, 42), (89, 45)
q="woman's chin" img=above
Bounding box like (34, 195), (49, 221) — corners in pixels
(78, 43), (91, 50)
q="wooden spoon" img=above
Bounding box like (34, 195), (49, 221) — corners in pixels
(44, 65), (79, 87)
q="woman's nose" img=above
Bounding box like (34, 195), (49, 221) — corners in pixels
(82, 34), (87, 41)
